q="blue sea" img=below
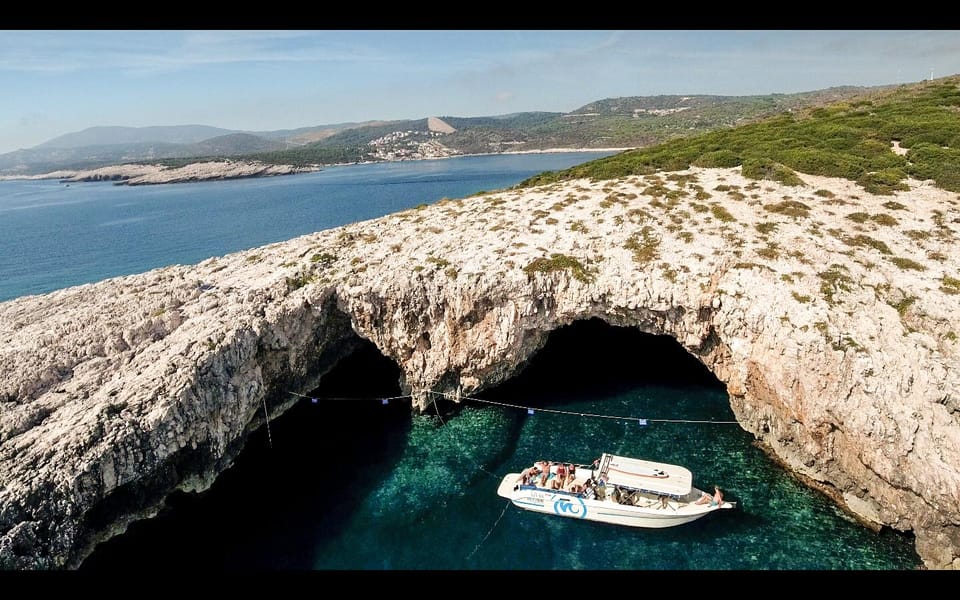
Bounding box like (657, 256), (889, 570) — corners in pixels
(0, 153), (611, 303)
(0, 153), (921, 570)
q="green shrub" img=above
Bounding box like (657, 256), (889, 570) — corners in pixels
(818, 265), (853, 305)
(624, 227), (660, 264)
(710, 205), (737, 222)
(765, 200), (811, 217)
(756, 242), (780, 260)
(843, 234), (892, 254)
(889, 256), (926, 271)
(778, 148), (864, 179)
(888, 295), (917, 316)
(426, 255), (451, 268)
(755, 221), (778, 235)
(940, 275), (960, 295)
(523, 254), (596, 283)
(857, 169), (910, 195)
(742, 158), (806, 186)
(846, 212), (870, 223)
(871, 213), (899, 226)
(310, 252), (336, 266)
(694, 149), (742, 168)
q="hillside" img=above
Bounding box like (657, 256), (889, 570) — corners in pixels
(0, 138), (286, 176)
(37, 125), (240, 149)
(245, 87), (886, 167)
(518, 77), (960, 194)
(0, 122), (381, 176)
(2, 83), (895, 177)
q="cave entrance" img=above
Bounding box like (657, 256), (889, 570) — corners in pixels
(481, 317), (726, 406)
(472, 316), (739, 506)
(80, 336), (408, 571)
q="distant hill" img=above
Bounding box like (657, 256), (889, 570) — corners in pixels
(243, 88), (887, 168)
(253, 121), (391, 145)
(0, 120), (406, 175)
(190, 133), (286, 155)
(0, 84), (901, 176)
(37, 125), (240, 149)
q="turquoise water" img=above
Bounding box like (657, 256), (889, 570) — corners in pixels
(80, 321), (921, 570)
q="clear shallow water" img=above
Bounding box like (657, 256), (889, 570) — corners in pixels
(81, 322), (921, 570)
(0, 152), (614, 302)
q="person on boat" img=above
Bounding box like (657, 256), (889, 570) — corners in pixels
(583, 480), (596, 500)
(539, 461), (552, 487)
(556, 462), (567, 487)
(565, 463), (576, 488)
(696, 486), (724, 506)
(518, 465), (537, 486)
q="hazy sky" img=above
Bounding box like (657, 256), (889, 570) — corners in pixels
(1, 30), (958, 154)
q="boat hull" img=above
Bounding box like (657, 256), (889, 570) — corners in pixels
(497, 473), (733, 529)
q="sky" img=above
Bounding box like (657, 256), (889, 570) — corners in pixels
(1, 30), (959, 154)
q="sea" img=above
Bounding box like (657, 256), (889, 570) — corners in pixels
(0, 152), (921, 570)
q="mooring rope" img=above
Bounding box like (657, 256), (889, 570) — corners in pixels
(286, 389), (739, 426)
(423, 389), (741, 425)
(262, 396), (273, 448)
(466, 500), (511, 561)
(287, 390), (413, 403)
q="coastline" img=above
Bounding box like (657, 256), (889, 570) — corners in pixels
(0, 147), (632, 185)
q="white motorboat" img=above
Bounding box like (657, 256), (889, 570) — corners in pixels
(496, 452), (736, 528)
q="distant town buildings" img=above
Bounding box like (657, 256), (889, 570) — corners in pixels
(366, 130), (461, 161)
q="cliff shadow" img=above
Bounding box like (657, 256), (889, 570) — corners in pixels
(80, 337), (411, 570)
(479, 317), (726, 409)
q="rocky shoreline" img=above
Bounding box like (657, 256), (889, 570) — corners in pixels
(56, 160), (321, 186)
(1, 166), (958, 569)
(2, 148), (626, 187)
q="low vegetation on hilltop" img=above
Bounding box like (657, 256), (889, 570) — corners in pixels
(519, 78), (960, 193)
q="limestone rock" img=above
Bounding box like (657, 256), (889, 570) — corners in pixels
(60, 160), (320, 185)
(1, 167), (958, 569)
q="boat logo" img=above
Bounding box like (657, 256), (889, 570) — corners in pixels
(553, 496), (588, 519)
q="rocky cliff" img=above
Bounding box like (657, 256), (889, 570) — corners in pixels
(1, 166), (958, 569)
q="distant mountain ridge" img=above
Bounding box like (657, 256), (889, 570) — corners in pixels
(0, 84), (892, 176)
(37, 125), (240, 149)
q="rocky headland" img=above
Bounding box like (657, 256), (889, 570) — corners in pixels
(58, 160), (321, 186)
(1, 166), (958, 569)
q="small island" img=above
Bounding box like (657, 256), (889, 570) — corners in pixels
(59, 159), (321, 186)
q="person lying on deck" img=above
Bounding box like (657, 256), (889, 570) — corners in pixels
(696, 486), (723, 506)
(517, 466), (539, 486)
